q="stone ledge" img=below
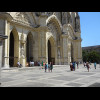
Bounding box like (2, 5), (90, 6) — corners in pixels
(0, 34), (8, 40)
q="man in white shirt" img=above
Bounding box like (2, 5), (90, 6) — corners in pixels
(17, 61), (22, 68)
(30, 61), (34, 67)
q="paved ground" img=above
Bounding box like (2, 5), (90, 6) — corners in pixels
(1, 64), (100, 87)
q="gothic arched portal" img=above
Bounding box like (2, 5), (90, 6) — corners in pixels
(9, 32), (14, 67)
(47, 36), (55, 65)
(71, 43), (73, 62)
(26, 32), (33, 62)
(9, 28), (19, 67)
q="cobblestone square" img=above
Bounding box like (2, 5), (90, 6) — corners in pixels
(1, 64), (100, 87)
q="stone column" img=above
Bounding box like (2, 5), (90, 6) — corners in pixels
(3, 20), (9, 68)
(38, 30), (47, 63)
(73, 38), (82, 63)
(20, 33), (26, 67)
(73, 40), (77, 62)
(0, 34), (8, 85)
(62, 34), (68, 65)
(0, 40), (3, 85)
(77, 39), (82, 63)
(0, 13), (12, 68)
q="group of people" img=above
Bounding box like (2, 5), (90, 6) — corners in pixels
(83, 62), (97, 72)
(26, 61), (41, 67)
(17, 60), (99, 73)
(70, 62), (79, 71)
(70, 61), (99, 72)
(41, 61), (53, 72)
(83, 62), (91, 72)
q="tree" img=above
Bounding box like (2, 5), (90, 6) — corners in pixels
(82, 50), (88, 62)
(82, 50), (100, 63)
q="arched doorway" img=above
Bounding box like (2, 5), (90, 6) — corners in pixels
(71, 43), (74, 62)
(48, 37), (55, 65)
(9, 32), (14, 67)
(9, 29), (19, 67)
(26, 32), (33, 63)
(48, 40), (51, 64)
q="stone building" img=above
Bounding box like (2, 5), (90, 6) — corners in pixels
(82, 45), (100, 53)
(0, 12), (82, 68)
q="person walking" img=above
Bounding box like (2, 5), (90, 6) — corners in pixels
(76, 62), (79, 69)
(94, 62), (96, 69)
(45, 63), (47, 72)
(48, 63), (50, 72)
(70, 62), (73, 71)
(17, 61), (22, 68)
(50, 62), (53, 72)
(43, 62), (45, 69)
(72, 62), (75, 71)
(86, 62), (90, 72)
(84, 62), (86, 67)
(46, 62), (48, 70)
(41, 61), (43, 69)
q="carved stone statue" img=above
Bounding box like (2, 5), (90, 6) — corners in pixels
(67, 12), (72, 24)
(75, 14), (80, 32)
(21, 33), (25, 44)
(21, 46), (25, 58)
(58, 48), (61, 58)
(62, 12), (67, 25)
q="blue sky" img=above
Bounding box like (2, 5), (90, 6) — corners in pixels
(79, 12), (100, 47)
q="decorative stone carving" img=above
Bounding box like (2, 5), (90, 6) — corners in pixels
(21, 33), (25, 44)
(62, 12), (67, 25)
(47, 23), (57, 40)
(67, 12), (72, 24)
(35, 12), (53, 17)
(75, 14), (80, 32)
(21, 46), (25, 59)
(58, 48), (61, 58)
(13, 12), (32, 26)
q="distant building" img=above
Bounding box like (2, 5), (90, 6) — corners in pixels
(82, 45), (100, 53)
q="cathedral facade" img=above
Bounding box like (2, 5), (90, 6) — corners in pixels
(0, 12), (82, 68)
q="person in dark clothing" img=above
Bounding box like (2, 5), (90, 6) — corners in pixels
(70, 62), (73, 71)
(50, 62), (53, 72)
(86, 62), (90, 72)
(45, 63), (47, 72)
(72, 62), (75, 71)
(94, 62), (96, 69)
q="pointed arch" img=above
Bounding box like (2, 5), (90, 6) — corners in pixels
(47, 36), (56, 64)
(63, 23), (75, 39)
(9, 27), (19, 67)
(46, 15), (62, 34)
(67, 24), (75, 39)
(26, 32), (34, 62)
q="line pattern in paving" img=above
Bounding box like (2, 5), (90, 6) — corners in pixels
(1, 64), (100, 87)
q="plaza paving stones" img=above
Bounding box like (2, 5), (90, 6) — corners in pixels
(1, 64), (100, 87)
(88, 83), (100, 87)
(65, 82), (84, 87)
